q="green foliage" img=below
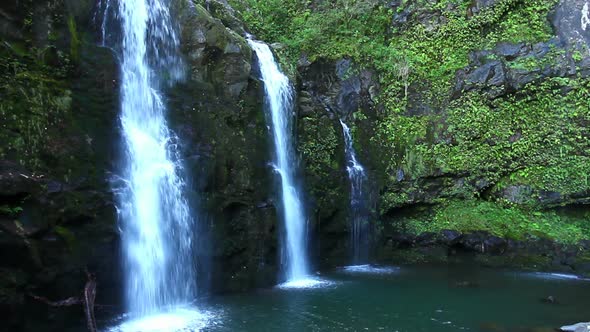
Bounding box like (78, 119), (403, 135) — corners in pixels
(0, 205), (24, 217)
(375, 77), (590, 210)
(0, 43), (73, 170)
(230, 0), (557, 105)
(509, 156), (590, 195)
(229, 0), (391, 63)
(404, 200), (590, 244)
(299, 116), (340, 178)
(67, 15), (81, 62)
(54, 225), (77, 251)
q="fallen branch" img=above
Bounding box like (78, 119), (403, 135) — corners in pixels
(29, 295), (81, 306)
(29, 270), (97, 332)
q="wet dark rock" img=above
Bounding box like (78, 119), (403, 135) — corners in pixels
(337, 76), (362, 118)
(472, 61), (507, 86)
(454, 280), (480, 288)
(500, 185), (534, 204)
(468, 49), (493, 66)
(396, 169), (405, 182)
(551, 0), (590, 48)
(453, 232), (507, 254)
(469, 0), (501, 15)
(0, 161), (41, 197)
(455, 19), (590, 100)
(416, 232), (437, 246)
(45, 181), (63, 194)
(390, 233), (415, 249)
(179, 3), (252, 100)
(575, 262), (590, 274)
(389, 1), (413, 31)
(538, 191), (563, 205)
(495, 42), (531, 61)
(335, 58), (353, 79)
(439, 230), (461, 245)
(455, 60), (508, 98)
(0, 7), (22, 41)
(297, 57), (381, 265)
(541, 295), (558, 304)
(196, 0), (247, 36)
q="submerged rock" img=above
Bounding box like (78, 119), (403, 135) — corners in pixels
(454, 280), (479, 288)
(541, 295), (558, 304)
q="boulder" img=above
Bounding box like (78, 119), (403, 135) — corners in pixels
(178, 2), (252, 99)
(499, 185), (534, 204)
(469, 0), (501, 15)
(495, 42), (531, 61)
(0, 161), (41, 197)
(439, 229), (461, 245)
(551, 0), (590, 48)
(453, 232), (507, 254)
(456, 60), (508, 98)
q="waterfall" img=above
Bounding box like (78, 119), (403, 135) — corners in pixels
(247, 39), (311, 283)
(109, 0), (196, 316)
(339, 120), (370, 264)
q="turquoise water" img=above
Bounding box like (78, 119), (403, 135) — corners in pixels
(205, 267), (589, 332)
(105, 266), (590, 332)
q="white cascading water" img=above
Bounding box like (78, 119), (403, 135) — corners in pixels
(108, 0), (197, 319)
(247, 39), (312, 285)
(583, 3), (590, 32)
(339, 120), (370, 264)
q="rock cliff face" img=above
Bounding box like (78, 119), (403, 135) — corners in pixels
(0, 0), (276, 329)
(292, 0), (590, 266)
(1, 1), (121, 329)
(172, 0), (278, 293)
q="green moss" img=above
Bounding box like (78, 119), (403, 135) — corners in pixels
(0, 205), (23, 217)
(0, 44), (73, 171)
(230, 0), (580, 209)
(507, 157), (590, 196)
(375, 76), (590, 211)
(67, 15), (81, 62)
(230, 0), (557, 104)
(53, 225), (77, 251)
(403, 200), (590, 244)
(299, 116), (339, 179)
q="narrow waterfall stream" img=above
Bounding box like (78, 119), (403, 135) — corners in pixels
(339, 120), (370, 264)
(105, 0), (204, 327)
(247, 39), (319, 286)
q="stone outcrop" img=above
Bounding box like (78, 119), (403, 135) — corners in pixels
(0, 0), (277, 329)
(296, 57), (381, 266)
(291, 0), (590, 266)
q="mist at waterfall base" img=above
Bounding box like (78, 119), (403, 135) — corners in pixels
(248, 39), (327, 288)
(102, 0), (210, 330)
(339, 120), (372, 265)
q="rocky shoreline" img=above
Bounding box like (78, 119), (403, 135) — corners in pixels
(377, 230), (590, 277)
